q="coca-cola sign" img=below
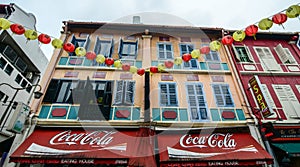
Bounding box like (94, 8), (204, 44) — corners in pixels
(179, 133), (237, 149)
(49, 130), (116, 147)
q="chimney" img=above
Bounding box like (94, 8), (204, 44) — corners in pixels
(132, 16), (141, 24)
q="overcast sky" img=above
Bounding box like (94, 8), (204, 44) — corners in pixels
(2, 0), (300, 60)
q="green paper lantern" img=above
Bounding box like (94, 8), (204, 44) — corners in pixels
(209, 40), (221, 51)
(51, 39), (63, 49)
(286, 5), (300, 18)
(233, 30), (246, 42)
(258, 18), (273, 30)
(96, 54), (106, 63)
(24, 29), (38, 40)
(75, 47), (86, 57)
(0, 18), (10, 30)
(191, 49), (201, 59)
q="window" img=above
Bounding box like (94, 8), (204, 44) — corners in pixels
(113, 80), (135, 106)
(159, 82), (178, 106)
(180, 44), (198, 69)
(21, 79), (27, 88)
(296, 34), (300, 50)
(15, 57), (27, 73)
(118, 39), (138, 59)
(15, 74), (22, 84)
(274, 44), (296, 64)
(69, 34), (90, 56)
(254, 47), (281, 71)
(94, 37), (113, 58)
(4, 64), (13, 76)
(212, 84), (234, 107)
(0, 57), (7, 69)
(273, 85), (300, 118)
(202, 44), (220, 61)
(232, 45), (254, 62)
(3, 45), (18, 63)
(186, 83), (208, 121)
(157, 43), (173, 59)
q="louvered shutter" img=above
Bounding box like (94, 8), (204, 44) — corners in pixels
(124, 81), (135, 105)
(114, 81), (123, 105)
(256, 47), (280, 71)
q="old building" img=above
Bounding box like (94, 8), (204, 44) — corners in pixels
(8, 19), (272, 166)
(0, 3), (48, 164)
(226, 30), (300, 167)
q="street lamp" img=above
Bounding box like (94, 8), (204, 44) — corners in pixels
(0, 82), (43, 132)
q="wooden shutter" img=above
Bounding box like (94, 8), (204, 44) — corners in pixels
(273, 85), (300, 118)
(114, 80), (123, 105)
(256, 47), (280, 71)
(124, 81), (135, 105)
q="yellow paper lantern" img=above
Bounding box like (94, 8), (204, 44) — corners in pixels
(209, 40), (221, 51)
(129, 66), (138, 74)
(96, 54), (106, 63)
(114, 60), (122, 68)
(191, 49), (200, 59)
(258, 18), (273, 30)
(157, 63), (166, 72)
(51, 38), (63, 49)
(286, 5), (300, 18)
(0, 18), (10, 30)
(233, 30), (246, 42)
(174, 57), (183, 65)
(24, 29), (38, 40)
(75, 47), (86, 57)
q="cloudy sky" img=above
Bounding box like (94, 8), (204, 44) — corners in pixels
(2, 0), (300, 60)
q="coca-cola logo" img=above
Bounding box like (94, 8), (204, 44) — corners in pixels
(50, 130), (116, 147)
(179, 133), (237, 149)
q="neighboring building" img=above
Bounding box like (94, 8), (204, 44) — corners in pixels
(8, 19), (272, 166)
(0, 3), (48, 164)
(226, 30), (300, 167)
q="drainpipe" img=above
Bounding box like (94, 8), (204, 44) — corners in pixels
(223, 44), (279, 167)
(144, 71), (150, 122)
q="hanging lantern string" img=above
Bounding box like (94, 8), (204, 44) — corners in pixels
(241, 2), (300, 31)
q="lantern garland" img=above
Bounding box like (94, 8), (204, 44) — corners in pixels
(0, 3), (298, 76)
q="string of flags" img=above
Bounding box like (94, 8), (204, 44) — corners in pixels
(0, 4), (299, 76)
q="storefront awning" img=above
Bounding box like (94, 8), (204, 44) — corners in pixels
(9, 127), (156, 166)
(157, 130), (273, 166)
(272, 143), (300, 157)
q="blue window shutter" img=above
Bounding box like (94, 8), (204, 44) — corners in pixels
(114, 81), (123, 105)
(124, 81), (135, 105)
(118, 38), (123, 59)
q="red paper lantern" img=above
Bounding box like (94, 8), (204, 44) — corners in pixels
(164, 60), (174, 68)
(10, 24), (25, 35)
(221, 35), (234, 45)
(38, 34), (51, 44)
(272, 13), (287, 25)
(200, 46), (210, 54)
(105, 58), (114, 66)
(86, 51), (96, 60)
(122, 63), (131, 71)
(150, 66), (158, 73)
(245, 25), (258, 37)
(182, 53), (192, 62)
(63, 42), (75, 53)
(137, 68), (145, 76)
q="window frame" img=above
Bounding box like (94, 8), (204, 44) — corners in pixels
(232, 44), (254, 63)
(69, 34), (90, 56)
(274, 44), (296, 64)
(180, 43), (198, 69)
(254, 46), (281, 71)
(159, 82), (178, 107)
(157, 42), (174, 60)
(211, 84), (234, 107)
(201, 44), (220, 62)
(113, 80), (136, 106)
(118, 38), (139, 59)
(94, 37), (114, 58)
(185, 82), (209, 121)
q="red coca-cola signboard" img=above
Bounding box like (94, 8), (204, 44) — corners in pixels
(10, 128), (152, 165)
(158, 131), (273, 166)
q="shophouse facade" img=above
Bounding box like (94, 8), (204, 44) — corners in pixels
(9, 20), (273, 166)
(0, 3), (48, 164)
(226, 30), (300, 167)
